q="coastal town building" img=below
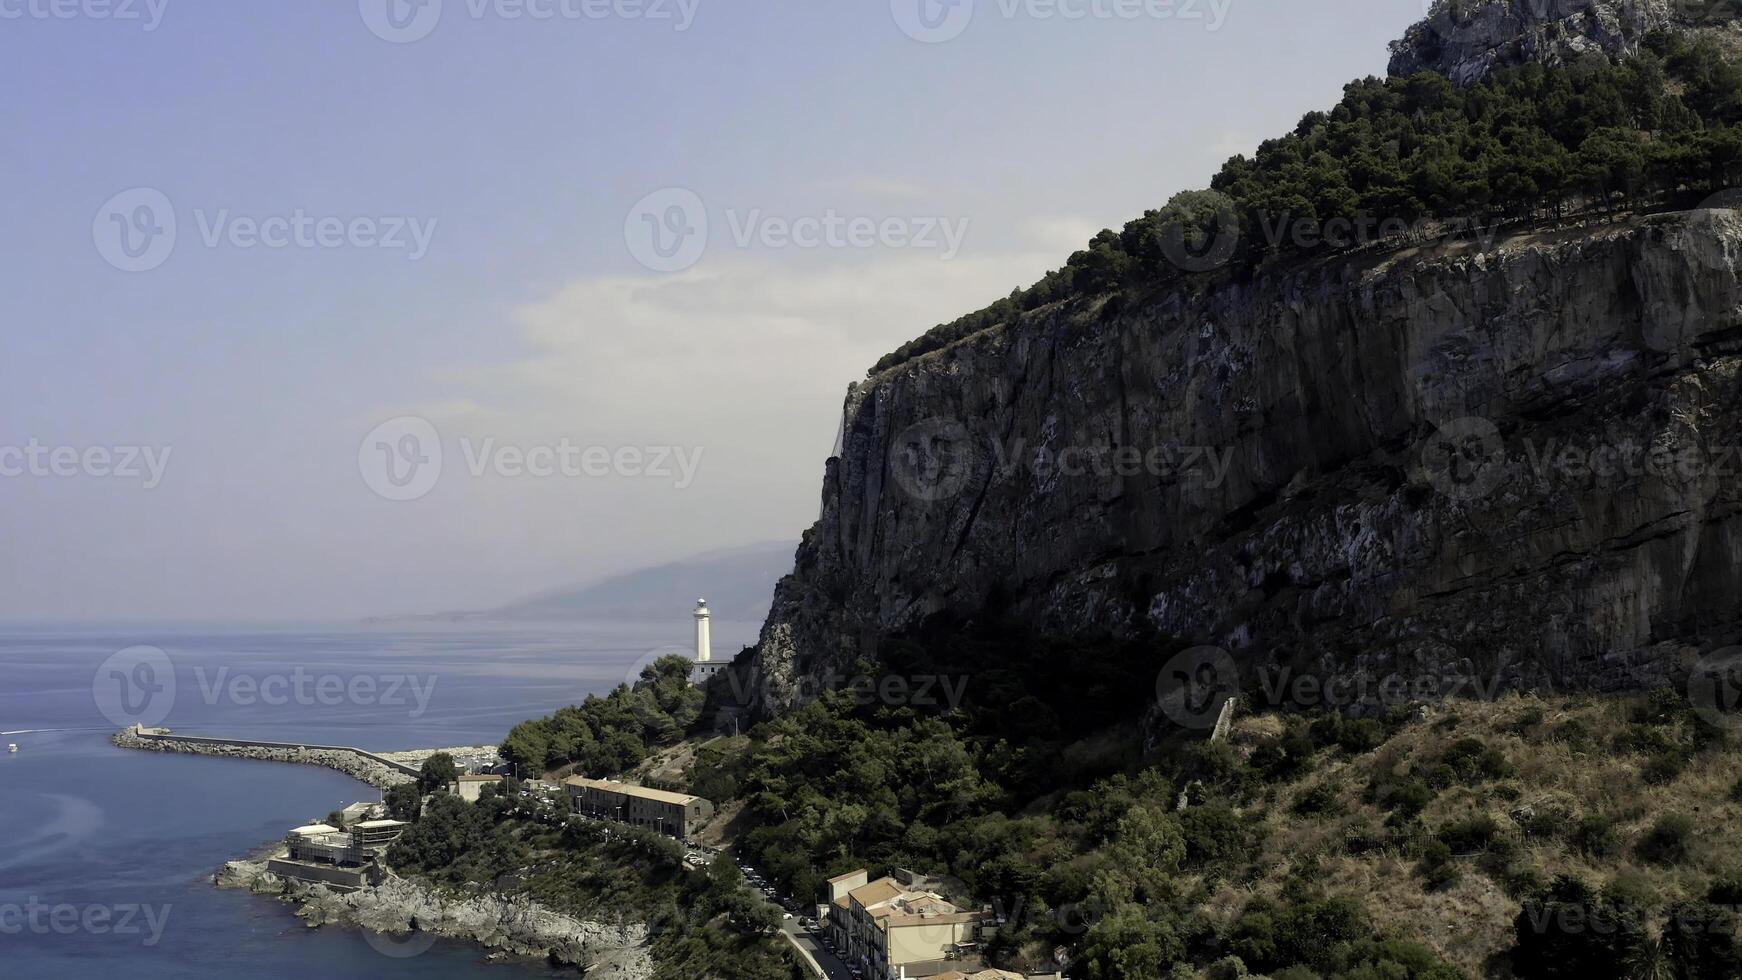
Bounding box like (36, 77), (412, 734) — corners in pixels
(269, 817), (408, 890)
(563, 776), (714, 839)
(825, 869), (989, 980)
(450, 773), (506, 802)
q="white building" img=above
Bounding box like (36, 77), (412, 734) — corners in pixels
(691, 598), (728, 686)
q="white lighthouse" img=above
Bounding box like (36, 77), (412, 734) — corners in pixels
(691, 598), (725, 686)
(694, 598), (712, 663)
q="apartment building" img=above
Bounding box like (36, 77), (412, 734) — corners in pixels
(563, 776), (714, 839)
(825, 869), (987, 980)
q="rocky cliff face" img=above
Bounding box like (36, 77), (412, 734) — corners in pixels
(747, 211), (1742, 717)
(1388, 0), (1682, 85)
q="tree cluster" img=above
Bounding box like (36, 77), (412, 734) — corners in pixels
(499, 655), (703, 776)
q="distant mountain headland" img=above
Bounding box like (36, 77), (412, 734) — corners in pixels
(371, 540), (796, 625)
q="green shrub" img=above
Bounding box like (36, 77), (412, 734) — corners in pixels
(1367, 774), (1435, 821)
(1292, 782), (1342, 818)
(1180, 800), (1254, 867)
(1637, 813), (1696, 866)
(1571, 813), (1621, 858)
(1435, 738), (1513, 786)
(1554, 719), (1592, 750)
(1419, 840), (1461, 891)
(1642, 751), (1688, 784)
(1438, 814), (1502, 854)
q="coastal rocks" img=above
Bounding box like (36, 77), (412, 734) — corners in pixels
(746, 212), (1742, 720)
(290, 875), (652, 979)
(111, 729), (416, 790)
(1388, 0), (1684, 86)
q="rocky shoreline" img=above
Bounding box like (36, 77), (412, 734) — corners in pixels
(112, 729), (417, 790)
(217, 858), (653, 979)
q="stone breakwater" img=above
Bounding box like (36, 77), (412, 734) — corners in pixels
(112, 729), (417, 790)
(216, 859), (653, 980)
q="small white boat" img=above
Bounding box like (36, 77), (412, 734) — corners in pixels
(7, 744), (16, 753)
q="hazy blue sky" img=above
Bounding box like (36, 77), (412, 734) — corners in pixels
(0, 0), (1426, 621)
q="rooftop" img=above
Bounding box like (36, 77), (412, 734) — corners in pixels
(848, 876), (982, 930)
(288, 823), (340, 837)
(563, 775), (703, 807)
(354, 819), (408, 829)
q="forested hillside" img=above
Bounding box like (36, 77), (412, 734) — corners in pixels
(874, 30), (1742, 373)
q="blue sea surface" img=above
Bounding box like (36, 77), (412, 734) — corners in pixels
(0, 620), (756, 979)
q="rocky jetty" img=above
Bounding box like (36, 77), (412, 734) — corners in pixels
(748, 210), (1742, 718)
(217, 860), (652, 979)
(111, 728), (415, 790)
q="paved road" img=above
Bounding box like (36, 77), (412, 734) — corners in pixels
(781, 919), (854, 980)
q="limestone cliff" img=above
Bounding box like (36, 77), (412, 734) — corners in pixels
(747, 211), (1742, 716)
(1388, 0), (1685, 86)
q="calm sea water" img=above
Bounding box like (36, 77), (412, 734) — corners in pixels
(0, 620), (757, 979)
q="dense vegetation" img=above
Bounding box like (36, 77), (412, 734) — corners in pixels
(387, 785), (802, 980)
(871, 31), (1742, 374)
(499, 656), (703, 776)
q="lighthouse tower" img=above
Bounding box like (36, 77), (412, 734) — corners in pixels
(691, 599), (725, 686)
(694, 598), (712, 663)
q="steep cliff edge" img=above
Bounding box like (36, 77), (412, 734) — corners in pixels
(748, 211), (1742, 716)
